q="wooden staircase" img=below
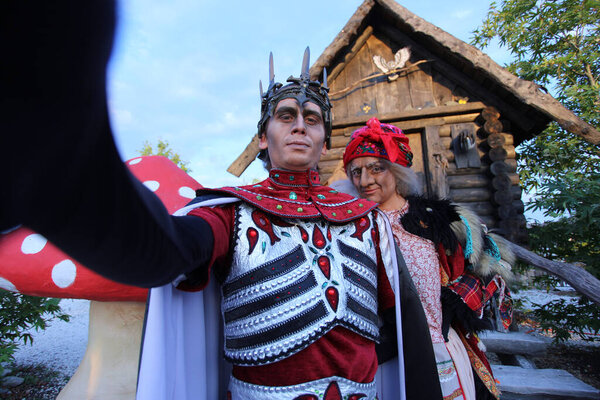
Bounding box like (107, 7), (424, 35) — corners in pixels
(480, 331), (600, 399)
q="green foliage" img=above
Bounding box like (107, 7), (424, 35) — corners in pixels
(532, 296), (600, 343)
(472, 0), (600, 115)
(473, 0), (600, 342)
(138, 139), (191, 173)
(0, 292), (70, 374)
(527, 171), (600, 278)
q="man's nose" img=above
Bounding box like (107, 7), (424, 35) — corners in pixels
(291, 117), (306, 133)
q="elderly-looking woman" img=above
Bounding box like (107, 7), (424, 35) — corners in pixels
(341, 118), (513, 400)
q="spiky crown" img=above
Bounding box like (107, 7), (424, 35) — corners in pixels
(257, 47), (332, 149)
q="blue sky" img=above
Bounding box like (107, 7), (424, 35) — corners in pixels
(107, 0), (510, 187)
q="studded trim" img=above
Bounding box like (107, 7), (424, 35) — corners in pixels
(196, 169), (376, 222)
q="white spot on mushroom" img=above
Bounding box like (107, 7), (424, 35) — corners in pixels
(128, 157), (142, 165)
(52, 259), (77, 288)
(0, 277), (17, 292)
(143, 180), (160, 192)
(178, 186), (196, 199)
(21, 233), (48, 254)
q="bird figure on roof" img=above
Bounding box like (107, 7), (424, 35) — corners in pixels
(373, 47), (411, 81)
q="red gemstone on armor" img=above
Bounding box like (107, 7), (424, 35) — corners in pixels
(325, 287), (339, 312)
(252, 210), (281, 245)
(348, 395), (367, 400)
(317, 256), (331, 279)
(350, 215), (370, 241)
(312, 225), (327, 249)
(324, 381), (342, 400)
(327, 227), (332, 241)
(293, 395), (318, 400)
(299, 226), (309, 243)
(246, 227), (259, 254)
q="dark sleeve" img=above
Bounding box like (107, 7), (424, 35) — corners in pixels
(1, 1), (214, 288)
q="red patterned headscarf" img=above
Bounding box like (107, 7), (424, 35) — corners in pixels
(343, 118), (413, 168)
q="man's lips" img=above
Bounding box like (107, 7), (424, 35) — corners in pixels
(287, 141), (310, 148)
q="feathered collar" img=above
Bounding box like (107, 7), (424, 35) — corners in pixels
(396, 195), (461, 252)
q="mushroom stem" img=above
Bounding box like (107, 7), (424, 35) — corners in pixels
(57, 300), (146, 400)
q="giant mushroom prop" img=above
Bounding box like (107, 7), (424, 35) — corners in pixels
(0, 156), (201, 399)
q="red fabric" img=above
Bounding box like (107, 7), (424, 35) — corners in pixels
(437, 243), (465, 282)
(233, 327), (378, 385)
(197, 169), (377, 223)
(176, 205), (235, 291)
(342, 117), (413, 168)
(456, 325), (493, 374)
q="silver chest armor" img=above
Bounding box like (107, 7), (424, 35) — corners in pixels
(222, 203), (380, 366)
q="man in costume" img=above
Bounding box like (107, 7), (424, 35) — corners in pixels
(342, 118), (514, 399)
(3, 2), (442, 398)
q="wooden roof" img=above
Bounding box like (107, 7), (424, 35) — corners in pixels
(227, 0), (598, 177)
(310, 0), (600, 145)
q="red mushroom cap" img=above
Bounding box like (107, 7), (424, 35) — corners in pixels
(0, 156), (202, 301)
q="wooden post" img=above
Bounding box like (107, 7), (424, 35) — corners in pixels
(424, 125), (449, 198)
(227, 134), (260, 177)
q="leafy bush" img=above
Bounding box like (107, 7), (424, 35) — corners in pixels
(0, 291), (70, 374)
(532, 296), (600, 343)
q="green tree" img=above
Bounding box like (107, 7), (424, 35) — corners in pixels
(0, 292), (70, 374)
(138, 139), (192, 173)
(472, 0), (600, 341)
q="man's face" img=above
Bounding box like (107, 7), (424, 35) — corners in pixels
(259, 98), (327, 171)
(348, 156), (398, 209)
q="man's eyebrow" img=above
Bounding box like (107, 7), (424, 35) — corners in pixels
(274, 106), (298, 115)
(303, 109), (322, 119)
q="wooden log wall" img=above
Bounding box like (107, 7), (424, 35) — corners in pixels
(442, 107), (526, 240)
(316, 28), (528, 242)
(479, 106), (527, 242)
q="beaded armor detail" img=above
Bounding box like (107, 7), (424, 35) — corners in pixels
(222, 202), (380, 366)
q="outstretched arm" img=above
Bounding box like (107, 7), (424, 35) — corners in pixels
(1, 0), (213, 287)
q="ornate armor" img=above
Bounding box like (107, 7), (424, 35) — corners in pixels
(222, 202), (380, 366)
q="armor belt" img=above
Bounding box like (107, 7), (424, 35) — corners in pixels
(228, 375), (377, 400)
(222, 203), (380, 366)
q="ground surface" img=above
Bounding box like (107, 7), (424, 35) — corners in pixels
(3, 292), (599, 398)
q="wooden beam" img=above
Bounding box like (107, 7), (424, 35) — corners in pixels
(424, 125), (449, 198)
(332, 103), (485, 129)
(226, 134), (260, 177)
(328, 26), (374, 83)
(509, 242), (600, 305)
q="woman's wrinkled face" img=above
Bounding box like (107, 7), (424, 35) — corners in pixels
(348, 156), (399, 209)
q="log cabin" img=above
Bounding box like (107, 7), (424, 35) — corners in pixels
(228, 0), (599, 244)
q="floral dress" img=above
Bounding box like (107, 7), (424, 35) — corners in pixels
(384, 203), (473, 400)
